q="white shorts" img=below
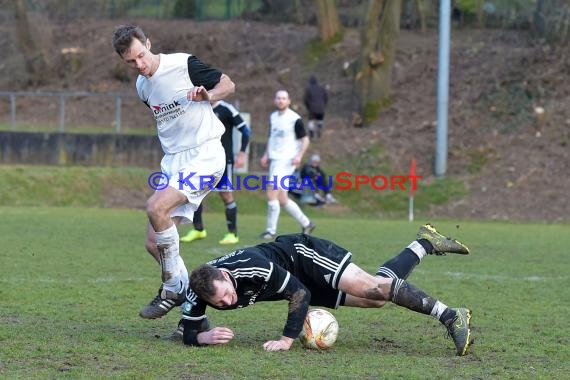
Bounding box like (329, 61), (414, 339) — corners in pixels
(160, 139), (225, 224)
(269, 158), (296, 190)
(214, 163), (234, 192)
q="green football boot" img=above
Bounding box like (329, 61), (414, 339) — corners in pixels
(417, 224), (470, 255)
(180, 229), (207, 243)
(219, 232), (239, 245)
(446, 307), (472, 356)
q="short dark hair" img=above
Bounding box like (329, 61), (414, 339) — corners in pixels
(112, 25), (147, 56)
(190, 264), (225, 299)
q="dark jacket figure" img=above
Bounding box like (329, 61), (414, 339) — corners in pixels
(290, 154), (336, 206)
(303, 75), (328, 139)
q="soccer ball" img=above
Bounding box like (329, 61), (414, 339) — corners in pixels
(299, 308), (339, 350)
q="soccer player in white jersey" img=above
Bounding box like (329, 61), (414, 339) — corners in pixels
(259, 90), (315, 239)
(112, 25), (235, 319)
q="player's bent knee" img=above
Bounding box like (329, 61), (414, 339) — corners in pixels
(339, 263), (392, 301)
(145, 196), (160, 216)
(146, 202), (163, 221)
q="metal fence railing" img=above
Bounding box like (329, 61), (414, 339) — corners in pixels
(0, 91), (139, 133)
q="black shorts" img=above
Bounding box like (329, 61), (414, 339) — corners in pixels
(275, 234), (351, 309)
(214, 163), (234, 192)
(308, 112), (324, 121)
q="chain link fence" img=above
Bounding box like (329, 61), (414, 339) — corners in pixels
(0, 91), (147, 134)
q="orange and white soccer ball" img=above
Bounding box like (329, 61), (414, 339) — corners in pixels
(299, 308), (339, 350)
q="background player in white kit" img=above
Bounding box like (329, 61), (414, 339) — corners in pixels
(112, 25), (235, 318)
(259, 90), (315, 239)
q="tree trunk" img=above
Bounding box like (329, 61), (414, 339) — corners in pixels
(315, 0), (342, 41)
(416, 0), (428, 33)
(534, 0), (570, 43)
(294, 0), (305, 24)
(355, 0), (401, 125)
(161, 0), (171, 18)
(13, 0), (48, 85)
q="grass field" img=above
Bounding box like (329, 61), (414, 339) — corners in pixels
(1, 207), (568, 379)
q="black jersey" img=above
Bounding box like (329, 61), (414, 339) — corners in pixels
(181, 234), (352, 345)
(214, 100), (250, 164)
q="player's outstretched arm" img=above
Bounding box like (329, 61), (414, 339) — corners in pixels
(267, 278), (310, 351)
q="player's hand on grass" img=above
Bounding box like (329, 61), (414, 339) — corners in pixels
(263, 336), (294, 351)
(198, 327), (234, 345)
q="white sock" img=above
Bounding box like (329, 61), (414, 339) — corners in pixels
(266, 200), (280, 234)
(155, 224), (182, 293)
(284, 199), (310, 227)
(177, 255), (189, 292)
(407, 241), (427, 261)
(430, 300), (448, 320)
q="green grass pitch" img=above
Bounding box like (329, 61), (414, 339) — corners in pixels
(1, 207), (568, 378)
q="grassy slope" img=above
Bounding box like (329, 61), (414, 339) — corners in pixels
(0, 207), (568, 379)
(0, 165), (465, 219)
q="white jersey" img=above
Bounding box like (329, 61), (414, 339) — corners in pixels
(136, 53), (225, 154)
(267, 108), (303, 160)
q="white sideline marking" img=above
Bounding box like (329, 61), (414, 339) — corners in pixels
(416, 270), (567, 282)
(205, 247), (232, 256)
(0, 276), (154, 284)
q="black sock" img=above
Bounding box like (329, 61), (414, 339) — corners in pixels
(390, 279), (456, 326)
(376, 248), (420, 280)
(193, 203), (204, 231)
(439, 308), (457, 326)
(418, 238), (434, 254)
(389, 279), (437, 316)
(225, 201), (237, 234)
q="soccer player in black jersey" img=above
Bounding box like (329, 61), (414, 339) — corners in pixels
(180, 100), (251, 245)
(176, 224), (473, 356)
